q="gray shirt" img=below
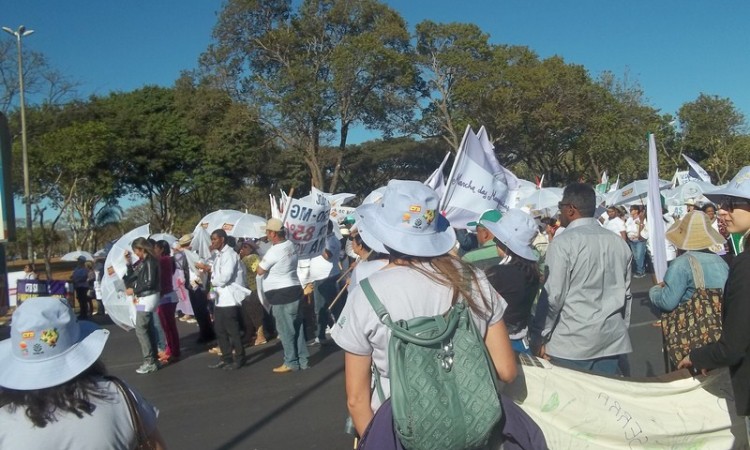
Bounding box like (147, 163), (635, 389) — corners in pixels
(541, 217), (633, 359)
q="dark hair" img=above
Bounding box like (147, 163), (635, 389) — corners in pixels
(352, 233), (387, 261)
(701, 203), (716, 213)
(0, 361), (109, 428)
(155, 240), (171, 256)
(211, 229), (228, 240)
(562, 183), (596, 217)
(630, 205), (642, 213)
(494, 240), (540, 285)
(386, 249), (491, 319)
(225, 235), (237, 250)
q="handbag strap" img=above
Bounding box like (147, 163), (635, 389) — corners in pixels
(686, 253), (706, 290)
(106, 376), (151, 449)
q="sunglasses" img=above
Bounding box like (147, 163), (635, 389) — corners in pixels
(557, 202), (576, 210)
(493, 237), (504, 248)
(718, 198), (750, 212)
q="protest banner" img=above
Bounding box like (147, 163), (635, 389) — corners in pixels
(284, 196), (331, 259)
(507, 355), (743, 449)
(441, 125), (516, 228)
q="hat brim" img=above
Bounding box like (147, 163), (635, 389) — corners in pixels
(484, 221), (538, 262)
(665, 221), (726, 251)
(358, 204), (455, 257)
(353, 210), (389, 255)
(705, 186), (749, 202)
(0, 322), (109, 390)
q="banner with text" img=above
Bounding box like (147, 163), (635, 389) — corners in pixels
(284, 197), (331, 259)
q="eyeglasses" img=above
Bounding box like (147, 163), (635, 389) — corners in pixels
(493, 237), (504, 248)
(718, 198), (750, 212)
(557, 202), (575, 210)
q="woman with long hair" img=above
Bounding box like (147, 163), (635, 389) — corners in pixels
(124, 237), (161, 374)
(0, 297), (166, 449)
(331, 180), (517, 439)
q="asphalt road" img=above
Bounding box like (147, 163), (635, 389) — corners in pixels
(2, 276), (665, 450)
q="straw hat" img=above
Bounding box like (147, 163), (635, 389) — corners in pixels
(0, 297), (109, 390)
(665, 211), (725, 251)
(177, 233), (194, 247)
(357, 180), (455, 257)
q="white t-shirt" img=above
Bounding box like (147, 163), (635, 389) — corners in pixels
(347, 259), (389, 293)
(259, 240), (300, 291)
(307, 233), (342, 281)
(0, 379), (158, 450)
(603, 217), (626, 236)
(331, 264), (507, 413)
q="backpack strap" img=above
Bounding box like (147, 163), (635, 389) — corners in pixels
(361, 278), (393, 326)
(686, 253), (706, 290)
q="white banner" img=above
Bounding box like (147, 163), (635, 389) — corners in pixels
(441, 126), (515, 228)
(682, 154), (712, 184)
(424, 151), (451, 199)
(647, 134), (668, 283)
(284, 198), (331, 259)
(507, 356), (743, 449)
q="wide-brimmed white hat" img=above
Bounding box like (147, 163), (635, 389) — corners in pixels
(666, 211), (725, 251)
(357, 180), (455, 257)
(0, 297), (109, 390)
(705, 166), (750, 201)
(353, 208), (389, 254)
(483, 209), (539, 261)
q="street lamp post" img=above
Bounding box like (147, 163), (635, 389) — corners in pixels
(2, 25), (34, 263)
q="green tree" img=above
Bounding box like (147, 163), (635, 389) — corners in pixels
(203, 0), (419, 191)
(678, 94), (747, 183)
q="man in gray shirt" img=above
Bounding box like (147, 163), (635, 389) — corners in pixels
(532, 183), (633, 376)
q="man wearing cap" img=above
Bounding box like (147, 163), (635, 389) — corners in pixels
(531, 183), (633, 376)
(257, 218), (309, 373)
(462, 209), (503, 270)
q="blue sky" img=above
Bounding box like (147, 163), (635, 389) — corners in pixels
(4, 1), (750, 136)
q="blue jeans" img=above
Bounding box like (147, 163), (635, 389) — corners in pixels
(272, 300), (309, 370)
(629, 240), (647, 276)
(550, 355), (622, 376)
(313, 277), (338, 340)
(135, 311), (158, 364)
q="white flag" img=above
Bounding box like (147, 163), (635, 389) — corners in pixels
(270, 194), (281, 219)
(441, 125), (516, 229)
(682, 154), (712, 183)
(647, 134), (667, 283)
(608, 175), (619, 193)
(424, 152), (451, 199)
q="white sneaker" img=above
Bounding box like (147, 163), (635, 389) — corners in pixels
(135, 362), (158, 374)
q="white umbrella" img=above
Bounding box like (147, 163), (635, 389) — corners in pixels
(195, 209), (266, 239)
(61, 250), (94, 262)
(191, 226), (212, 260)
(150, 233), (178, 246)
(663, 180), (716, 206)
(101, 224), (150, 331)
(517, 188), (563, 215)
(610, 179), (672, 206)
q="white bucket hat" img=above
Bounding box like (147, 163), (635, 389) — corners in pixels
(357, 180), (455, 257)
(0, 297), (109, 390)
(483, 208), (539, 261)
(353, 208), (389, 255)
(705, 166), (750, 201)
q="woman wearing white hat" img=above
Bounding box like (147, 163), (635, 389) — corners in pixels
(678, 166), (750, 441)
(482, 209), (541, 354)
(648, 211), (728, 313)
(331, 180), (517, 438)
(0, 297), (165, 449)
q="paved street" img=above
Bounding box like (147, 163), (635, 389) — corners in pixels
(1, 276), (664, 449)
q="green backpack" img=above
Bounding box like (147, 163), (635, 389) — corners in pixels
(360, 278), (502, 450)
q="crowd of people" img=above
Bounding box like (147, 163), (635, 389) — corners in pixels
(3, 164), (750, 449)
